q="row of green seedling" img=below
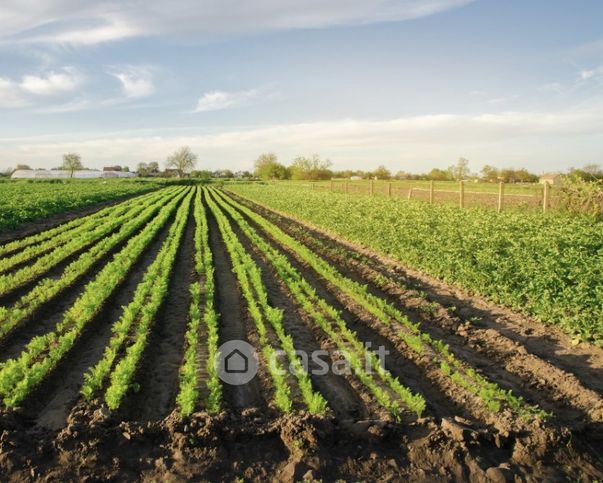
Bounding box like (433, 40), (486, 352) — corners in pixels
(176, 188), (222, 416)
(0, 188), (158, 258)
(206, 190), (296, 412)
(0, 187), (181, 295)
(0, 188), (191, 407)
(80, 188), (193, 404)
(99, 189), (193, 410)
(211, 188), (425, 419)
(0, 189), (162, 274)
(0, 187), (186, 342)
(207, 189), (328, 414)
(218, 190), (544, 420)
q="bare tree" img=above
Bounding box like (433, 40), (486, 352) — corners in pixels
(449, 157), (470, 181)
(166, 146), (197, 177)
(62, 153), (83, 178)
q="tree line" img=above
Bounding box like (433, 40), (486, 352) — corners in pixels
(253, 153), (603, 183)
(4, 148), (602, 184)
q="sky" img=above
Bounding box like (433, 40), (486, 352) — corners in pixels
(1, 0), (603, 174)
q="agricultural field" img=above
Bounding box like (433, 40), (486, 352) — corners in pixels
(0, 184), (602, 481)
(278, 179), (553, 211)
(228, 183), (603, 344)
(0, 179), (164, 232)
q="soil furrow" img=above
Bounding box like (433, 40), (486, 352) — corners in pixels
(206, 208), (264, 409)
(125, 206), (195, 421)
(229, 194), (603, 426)
(225, 212), (367, 420)
(232, 193), (603, 399)
(221, 197), (462, 423)
(0, 195), (151, 244)
(229, 193), (603, 425)
(0, 221), (151, 363)
(19, 208), (176, 430)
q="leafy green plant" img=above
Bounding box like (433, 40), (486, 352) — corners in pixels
(226, 184), (603, 345)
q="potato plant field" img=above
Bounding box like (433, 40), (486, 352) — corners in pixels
(0, 184), (602, 481)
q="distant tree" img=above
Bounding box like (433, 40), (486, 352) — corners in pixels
(480, 165), (499, 182)
(426, 168), (453, 181)
(15, 164), (31, 171)
(62, 153), (83, 178)
(569, 164), (603, 181)
(372, 165), (391, 180)
(449, 157), (470, 181)
(289, 154), (332, 180)
(137, 162), (149, 176)
(190, 170), (212, 180)
(583, 163), (603, 178)
(122, 166), (130, 172)
(222, 169), (234, 178)
(166, 146), (197, 177)
(394, 170), (410, 180)
(254, 153), (288, 180)
(513, 168), (538, 183)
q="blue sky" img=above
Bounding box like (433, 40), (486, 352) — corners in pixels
(1, 0), (602, 173)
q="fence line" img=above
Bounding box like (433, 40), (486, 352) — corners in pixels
(281, 180), (558, 213)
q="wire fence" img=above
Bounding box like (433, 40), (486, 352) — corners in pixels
(274, 180), (560, 213)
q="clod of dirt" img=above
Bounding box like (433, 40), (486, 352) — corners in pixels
(441, 417), (477, 443)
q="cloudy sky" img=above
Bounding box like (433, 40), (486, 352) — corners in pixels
(1, 0), (602, 173)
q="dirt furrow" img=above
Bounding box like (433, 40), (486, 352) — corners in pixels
(0, 222), (152, 363)
(225, 213), (368, 420)
(230, 193), (603, 426)
(19, 210), (176, 430)
(220, 198), (468, 424)
(233, 193), (603, 399)
(124, 207), (196, 421)
(206, 208), (264, 409)
(0, 195), (148, 244)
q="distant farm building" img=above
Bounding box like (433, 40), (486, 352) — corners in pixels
(539, 173), (562, 185)
(11, 169), (136, 179)
(103, 166), (122, 172)
(350, 175), (362, 181)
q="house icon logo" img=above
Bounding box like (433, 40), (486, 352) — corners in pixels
(217, 340), (258, 385)
(224, 348), (248, 373)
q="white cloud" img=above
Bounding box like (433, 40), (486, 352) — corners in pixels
(0, 67), (81, 108)
(578, 66), (603, 85)
(2, 106), (602, 172)
(0, 0), (475, 46)
(195, 88), (261, 112)
(20, 67), (81, 96)
(109, 66), (155, 98)
(580, 69), (595, 81)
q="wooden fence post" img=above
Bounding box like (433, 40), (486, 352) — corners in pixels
(497, 181), (504, 214)
(388, 182), (392, 198)
(543, 182), (550, 213)
(407, 186), (413, 200)
(459, 180), (465, 209)
(370, 180), (374, 196)
(330, 180), (334, 192)
(429, 181), (434, 204)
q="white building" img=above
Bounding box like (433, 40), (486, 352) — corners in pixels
(11, 169), (136, 179)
